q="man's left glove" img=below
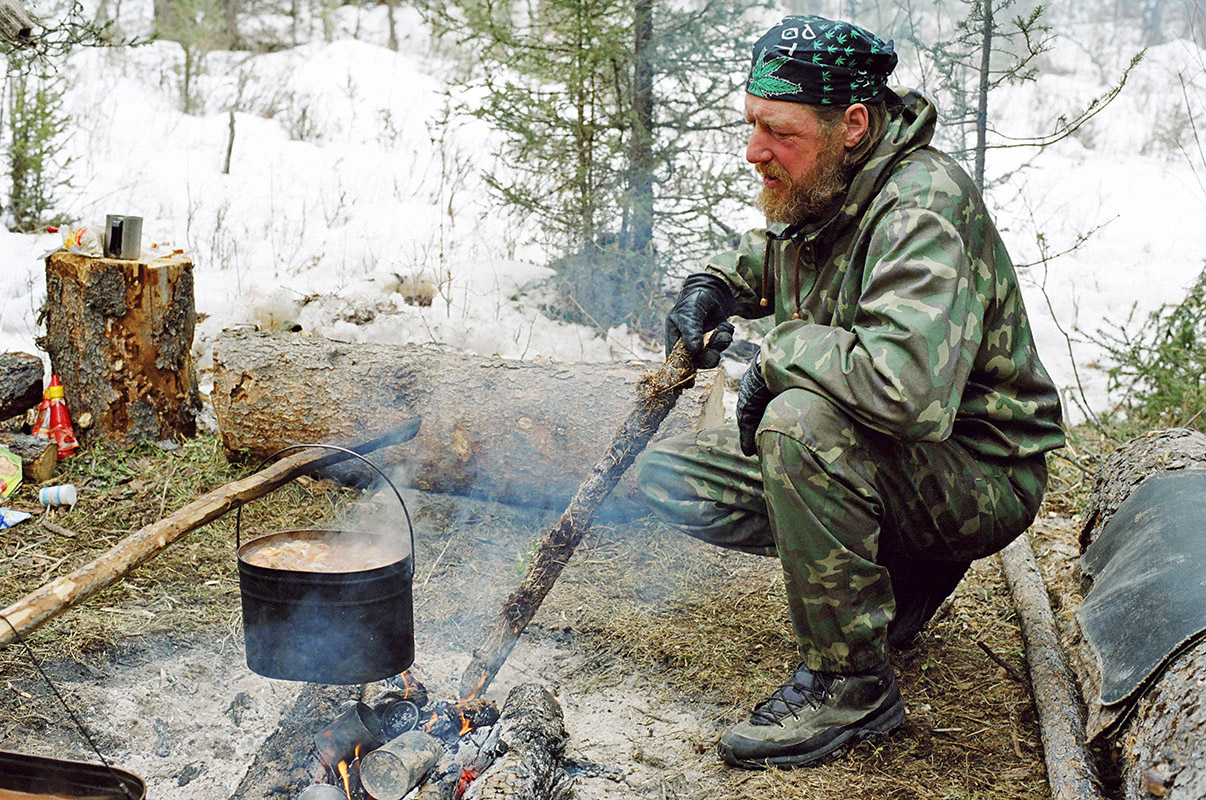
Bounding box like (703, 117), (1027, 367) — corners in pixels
(737, 352), (773, 457)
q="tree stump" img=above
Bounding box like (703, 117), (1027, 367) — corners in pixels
(1074, 428), (1206, 800)
(39, 252), (200, 448)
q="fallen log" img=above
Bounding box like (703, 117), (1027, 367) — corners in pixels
(0, 432), (57, 484)
(1072, 428), (1206, 800)
(998, 535), (1102, 800)
(0, 420), (419, 647)
(0, 351), (43, 420)
(211, 329), (723, 520)
(459, 341), (697, 698)
(464, 684), (570, 800)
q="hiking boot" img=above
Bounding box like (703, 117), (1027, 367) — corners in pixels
(717, 660), (905, 769)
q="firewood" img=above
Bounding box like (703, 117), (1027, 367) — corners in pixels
(0, 420), (419, 647)
(1072, 428), (1206, 800)
(998, 536), (1102, 800)
(459, 341), (697, 698)
(40, 252), (199, 447)
(211, 328), (723, 520)
(463, 684), (571, 800)
(0, 432), (56, 484)
(0, 352), (42, 420)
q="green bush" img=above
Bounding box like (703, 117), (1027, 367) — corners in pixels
(5, 60), (72, 233)
(1093, 263), (1206, 427)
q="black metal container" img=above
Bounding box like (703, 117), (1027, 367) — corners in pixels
(236, 445), (415, 685)
(0, 750), (146, 799)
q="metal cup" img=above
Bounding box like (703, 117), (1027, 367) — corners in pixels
(104, 214), (142, 260)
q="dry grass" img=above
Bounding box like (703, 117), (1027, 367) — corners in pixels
(0, 436), (357, 674)
(0, 431), (1104, 800)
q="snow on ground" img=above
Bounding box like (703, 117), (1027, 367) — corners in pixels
(1, 7), (1204, 424)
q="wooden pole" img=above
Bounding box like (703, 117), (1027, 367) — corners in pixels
(998, 535), (1103, 800)
(459, 342), (696, 698)
(0, 419), (420, 647)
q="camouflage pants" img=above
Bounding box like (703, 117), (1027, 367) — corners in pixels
(634, 387), (1047, 673)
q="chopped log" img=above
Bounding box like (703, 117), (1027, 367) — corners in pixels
(226, 684), (362, 800)
(998, 536), (1103, 800)
(0, 351), (42, 420)
(459, 341), (697, 698)
(463, 684), (571, 800)
(0, 420), (419, 647)
(1074, 428), (1206, 800)
(211, 328), (723, 519)
(0, 432), (56, 484)
(40, 252), (200, 448)
(0, 0), (34, 42)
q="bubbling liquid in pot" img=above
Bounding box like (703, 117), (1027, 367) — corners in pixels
(242, 531), (401, 572)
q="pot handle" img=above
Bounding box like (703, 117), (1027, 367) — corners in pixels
(235, 445), (415, 571)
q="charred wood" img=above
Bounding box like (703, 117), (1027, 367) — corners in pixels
(463, 684), (571, 800)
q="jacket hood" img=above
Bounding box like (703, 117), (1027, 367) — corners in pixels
(790, 89), (937, 243)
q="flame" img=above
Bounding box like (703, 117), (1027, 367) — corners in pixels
(423, 710), (440, 733)
(457, 708), (472, 736)
(399, 670), (421, 700)
(338, 761), (351, 800)
(454, 767), (479, 799)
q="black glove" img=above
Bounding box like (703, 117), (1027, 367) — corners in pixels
(665, 273), (736, 364)
(737, 352), (773, 457)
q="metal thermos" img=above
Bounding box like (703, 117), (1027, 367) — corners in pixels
(104, 214), (142, 260)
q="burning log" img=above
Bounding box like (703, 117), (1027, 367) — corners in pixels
(463, 684), (571, 800)
(211, 329), (723, 520)
(0, 420), (419, 647)
(460, 341), (698, 698)
(1072, 428), (1206, 800)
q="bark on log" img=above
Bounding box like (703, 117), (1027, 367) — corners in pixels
(1074, 428), (1206, 800)
(0, 421), (419, 647)
(0, 0), (34, 42)
(998, 536), (1102, 800)
(459, 342), (697, 698)
(211, 329), (723, 519)
(0, 432), (57, 485)
(227, 684), (362, 800)
(40, 252), (199, 448)
(0, 351), (43, 420)
(463, 684), (571, 800)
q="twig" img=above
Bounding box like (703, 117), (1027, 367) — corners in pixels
(976, 640), (1025, 683)
(40, 520), (78, 538)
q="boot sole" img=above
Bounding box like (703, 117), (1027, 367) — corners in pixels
(718, 700), (906, 770)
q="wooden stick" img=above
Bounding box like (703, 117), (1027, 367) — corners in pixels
(0, 419), (420, 648)
(459, 343), (697, 698)
(998, 535), (1103, 800)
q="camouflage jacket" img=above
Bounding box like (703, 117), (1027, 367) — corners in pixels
(707, 90), (1065, 460)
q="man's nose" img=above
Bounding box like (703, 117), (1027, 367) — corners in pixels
(746, 129), (772, 164)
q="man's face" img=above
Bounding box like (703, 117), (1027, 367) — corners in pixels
(744, 93), (851, 225)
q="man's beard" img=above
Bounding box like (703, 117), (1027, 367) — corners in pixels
(755, 134), (852, 226)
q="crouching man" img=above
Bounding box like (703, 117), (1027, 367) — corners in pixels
(635, 14), (1065, 769)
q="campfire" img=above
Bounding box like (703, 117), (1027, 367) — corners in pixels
(306, 672), (502, 800)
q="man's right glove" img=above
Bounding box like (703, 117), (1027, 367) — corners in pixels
(665, 272), (736, 366)
(737, 352), (773, 457)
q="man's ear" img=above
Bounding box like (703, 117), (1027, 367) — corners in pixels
(843, 103), (870, 149)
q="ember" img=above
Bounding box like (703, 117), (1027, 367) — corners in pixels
(453, 767), (479, 799)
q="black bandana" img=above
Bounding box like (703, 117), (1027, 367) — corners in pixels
(746, 15), (898, 106)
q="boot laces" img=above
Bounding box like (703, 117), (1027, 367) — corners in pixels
(749, 669), (840, 726)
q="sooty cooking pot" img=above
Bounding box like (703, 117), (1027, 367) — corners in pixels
(0, 750), (146, 799)
(236, 445), (415, 685)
